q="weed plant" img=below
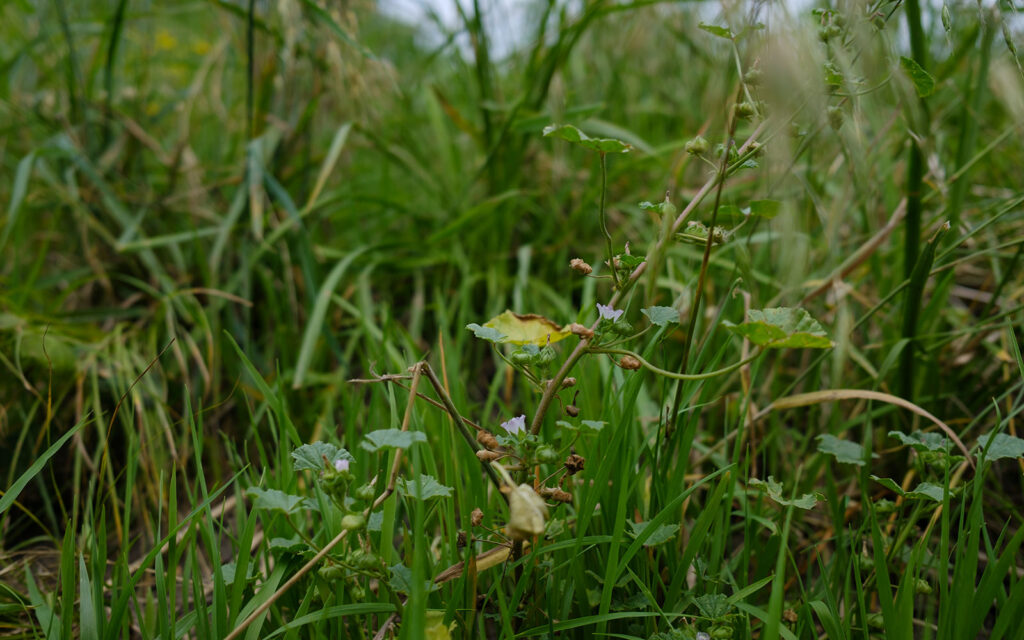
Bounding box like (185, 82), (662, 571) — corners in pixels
(1, 0), (1024, 638)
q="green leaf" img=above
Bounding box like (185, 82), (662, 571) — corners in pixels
(398, 475), (452, 500)
(627, 521), (678, 547)
(870, 475), (904, 495)
(361, 429), (428, 452)
(291, 442), (354, 471)
(268, 536), (306, 552)
(698, 22), (734, 39)
(1, 418), (86, 517)
(899, 56), (935, 97)
(542, 124), (632, 153)
(748, 199), (781, 219)
(247, 487), (309, 514)
(388, 563), (439, 595)
(905, 482), (945, 502)
(616, 254), (645, 269)
(694, 593), (733, 618)
(888, 430), (951, 452)
(976, 433), (1024, 462)
(580, 420), (606, 432)
(726, 307), (832, 349)
(466, 323), (506, 343)
(817, 434), (872, 466)
(750, 476), (820, 509)
(641, 306), (680, 327)
(717, 204), (745, 219)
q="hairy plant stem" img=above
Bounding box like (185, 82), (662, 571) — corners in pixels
(589, 348), (761, 381)
(599, 152), (619, 289)
(528, 121), (768, 436)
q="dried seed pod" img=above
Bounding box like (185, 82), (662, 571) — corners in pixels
(564, 453), (586, 475)
(476, 450), (502, 462)
(539, 487), (573, 503)
(470, 507), (484, 527)
(561, 377), (577, 388)
(569, 258), (593, 275)
(567, 323), (594, 339)
(565, 404), (580, 417)
(476, 430), (499, 449)
(457, 531), (467, 548)
(618, 355), (642, 370)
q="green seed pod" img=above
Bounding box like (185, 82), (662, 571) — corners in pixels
(742, 67), (762, 85)
(535, 445), (558, 464)
(318, 565), (344, 581)
(536, 345), (557, 365)
(685, 135), (710, 155)
(734, 101), (756, 120)
(915, 578), (933, 595)
(510, 350), (533, 365)
(341, 514), (366, 531)
(354, 483), (376, 501)
(349, 583), (367, 600)
(711, 625), (733, 639)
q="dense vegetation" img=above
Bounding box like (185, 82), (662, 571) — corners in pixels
(2, 0), (1023, 638)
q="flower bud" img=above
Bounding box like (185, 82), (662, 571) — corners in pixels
(618, 355), (642, 370)
(685, 135), (710, 155)
(570, 258), (593, 275)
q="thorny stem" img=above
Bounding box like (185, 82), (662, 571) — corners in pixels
(589, 348), (761, 381)
(528, 121), (769, 436)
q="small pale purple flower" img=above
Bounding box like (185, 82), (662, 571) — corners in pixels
(596, 303), (624, 321)
(501, 415), (527, 435)
(334, 458), (350, 473)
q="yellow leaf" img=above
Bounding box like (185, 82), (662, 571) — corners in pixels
(425, 611), (453, 640)
(483, 310), (571, 346)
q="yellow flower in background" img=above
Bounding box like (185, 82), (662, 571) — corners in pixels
(154, 28), (178, 51)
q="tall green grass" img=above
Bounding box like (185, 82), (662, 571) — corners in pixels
(2, 0), (1023, 638)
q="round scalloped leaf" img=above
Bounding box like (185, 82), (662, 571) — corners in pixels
(542, 124), (632, 153)
(726, 307), (831, 349)
(817, 434), (873, 466)
(976, 433), (1024, 462)
(247, 487), (309, 514)
(888, 430), (951, 452)
(641, 306), (680, 327)
(476, 310), (571, 346)
(466, 323), (506, 343)
(361, 429), (428, 452)
(291, 442), (354, 471)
